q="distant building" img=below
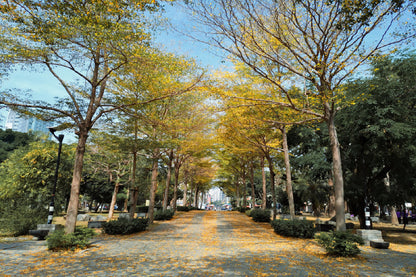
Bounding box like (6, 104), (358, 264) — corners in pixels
(4, 109), (49, 135)
(209, 187), (226, 203)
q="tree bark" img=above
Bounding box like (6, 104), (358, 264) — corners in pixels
(327, 178), (336, 217)
(123, 188), (129, 212)
(65, 132), (88, 234)
(326, 104), (346, 231)
(194, 186), (199, 208)
(129, 121), (139, 218)
(163, 150), (173, 211)
(148, 148), (160, 223)
(235, 180), (240, 208)
(261, 157), (267, 210)
(250, 163), (256, 209)
(266, 154), (277, 220)
(242, 174), (247, 209)
(190, 184), (194, 207)
(108, 173), (119, 220)
(391, 206), (399, 225)
(183, 177), (188, 207)
(173, 165), (180, 210)
(281, 126), (295, 219)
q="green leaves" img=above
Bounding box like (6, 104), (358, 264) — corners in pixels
(315, 231), (364, 257)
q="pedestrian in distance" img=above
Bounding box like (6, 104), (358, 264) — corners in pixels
(403, 209), (409, 230)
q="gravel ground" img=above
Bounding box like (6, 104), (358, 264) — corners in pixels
(0, 211), (415, 276)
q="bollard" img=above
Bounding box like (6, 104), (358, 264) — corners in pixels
(365, 207), (371, 229)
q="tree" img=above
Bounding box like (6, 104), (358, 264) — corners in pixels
(110, 51), (205, 222)
(0, 0), (163, 233)
(214, 64), (306, 218)
(186, 0), (414, 230)
(85, 132), (131, 219)
(0, 140), (73, 235)
(337, 53), (416, 227)
(287, 124), (334, 217)
(0, 129), (35, 163)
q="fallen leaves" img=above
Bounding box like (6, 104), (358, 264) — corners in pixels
(1, 211), (415, 276)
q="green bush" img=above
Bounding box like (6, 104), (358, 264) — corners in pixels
(102, 217), (148, 235)
(234, 207), (249, 213)
(249, 209), (271, 222)
(0, 198), (48, 236)
(154, 209), (175, 221)
(176, 206), (190, 212)
(271, 219), (315, 238)
(315, 231), (364, 257)
(46, 227), (96, 251)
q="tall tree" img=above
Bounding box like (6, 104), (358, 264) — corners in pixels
(86, 132), (131, 219)
(111, 51), (205, 222)
(0, 0), (163, 233)
(337, 53), (416, 226)
(186, 0), (414, 230)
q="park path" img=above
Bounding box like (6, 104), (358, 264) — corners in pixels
(0, 210), (415, 276)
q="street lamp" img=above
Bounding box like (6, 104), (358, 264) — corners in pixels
(48, 127), (64, 224)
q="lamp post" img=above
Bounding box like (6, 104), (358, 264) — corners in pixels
(48, 127), (64, 225)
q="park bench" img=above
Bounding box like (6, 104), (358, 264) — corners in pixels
(370, 240), (390, 249)
(29, 224), (57, 240)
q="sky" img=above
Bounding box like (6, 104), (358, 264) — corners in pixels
(0, 4), (226, 131)
(1, 3), (413, 130)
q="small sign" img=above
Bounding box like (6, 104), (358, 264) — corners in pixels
(146, 200), (150, 206)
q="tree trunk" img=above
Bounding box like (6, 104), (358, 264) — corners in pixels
(194, 186), (199, 208)
(123, 187), (129, 212)
(327, 178), (336, 217)
(326, 104), (346, 231)
(65, 132), (88, 234)
(190, 184), (194, 207)
(183, 177), (188, 207)
(391, 206), (399, 225)
(163, 150), (173, 211)
(108, 173), (120, 220)
(148, 148), (159, 223)
(235, 180), (240, 208)
(173, 165), (180, 210)
(266, 154), (277, 220)
(261, 157), (267, 210)
(250, 164), (256, 209)
(242, 174), (247, 209)
(281, 127), (295, 219)
(129, 121), (139, 218)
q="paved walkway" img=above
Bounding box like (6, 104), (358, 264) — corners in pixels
(0, 211), (415, 276)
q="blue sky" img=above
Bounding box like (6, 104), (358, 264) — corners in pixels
(0, 5), (226, 129)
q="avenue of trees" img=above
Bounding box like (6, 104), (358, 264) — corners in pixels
(1, 0), (416, 235)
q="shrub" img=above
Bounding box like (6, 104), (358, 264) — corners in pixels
(102, 217), (148, 235)
(235, 207), (249, 213)
(271, 219), (315, 238)
(249, 209), (271, 222)
(46, 227), (96, 251)
(176, 206), (190, 212)
(154, 209), (175, 221)
(0, 198), (48, 236)
(315, 231), (364, 257)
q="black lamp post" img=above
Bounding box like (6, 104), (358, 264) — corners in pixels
(48, 127), (64, 225)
